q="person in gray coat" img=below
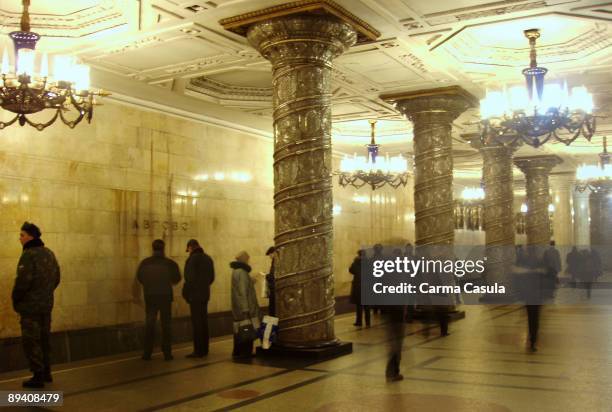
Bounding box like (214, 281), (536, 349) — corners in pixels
(231, 251), (261, 358)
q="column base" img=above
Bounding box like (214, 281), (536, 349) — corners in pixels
(256, 341), (353, 360)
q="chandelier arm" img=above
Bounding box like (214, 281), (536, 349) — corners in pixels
(58, 105), (86, 129)
(553, 126), (580, 146)
(0, 114), (20, 129)
(22, 109), (60, 130)
(537, 131), (553, 146)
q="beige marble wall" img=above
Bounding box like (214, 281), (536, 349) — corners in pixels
(0, 103), (414, 338)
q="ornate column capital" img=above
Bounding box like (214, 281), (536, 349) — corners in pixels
(219, 0), (380, 44)
(514, 155), (562, 175)
(381, 86), (478, 123)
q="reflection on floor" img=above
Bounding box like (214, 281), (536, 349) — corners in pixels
(2, 304), (612, 411)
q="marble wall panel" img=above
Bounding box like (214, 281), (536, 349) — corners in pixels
(0, 101), (415, 338)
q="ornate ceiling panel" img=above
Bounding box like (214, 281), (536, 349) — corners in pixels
(1, 0), (610, 170)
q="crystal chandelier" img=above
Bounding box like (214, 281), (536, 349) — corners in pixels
(335, 120), (409, 190)
(0, 0), (108, 130)
(479, 29), (595, 148)
(575, 136), (612, 193)
(454, 187), (485, 231)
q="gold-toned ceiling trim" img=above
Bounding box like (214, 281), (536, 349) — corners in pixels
(218, 0), (380, 44)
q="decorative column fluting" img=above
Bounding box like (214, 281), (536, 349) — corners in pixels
(480, 142), (518, 294)
(589, 181), (612, 270)
(220, 1), (379, 348)
(514, 156), (562, 247)
(382, 87), (477, 247)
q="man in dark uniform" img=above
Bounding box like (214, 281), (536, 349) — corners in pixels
(182, 239), (215, 357)
(12, 222), (60, 388)
(136, 239), (181, 361)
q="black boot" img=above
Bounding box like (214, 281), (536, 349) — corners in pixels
(22, 374), (45, 389)
(43, 371), (53, 383)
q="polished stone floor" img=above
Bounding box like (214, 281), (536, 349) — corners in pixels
(2, 304), (612, 411)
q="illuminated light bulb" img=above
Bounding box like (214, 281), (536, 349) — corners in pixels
(569, 86), (593, 113)
(561, 81), (570, 110)
(73, 64), (90, 91)
(480, 90), (507, 119)
(1, 48), (9, 74)
(53, 55), (75, 82)
(213, 172), (225, 181)
(548, 203), (555, 213)
(197, 174), (209, 181)
(339, 156), (351, 172)
(17, 48), (35, 75)
(332, 205), (342, 216)
(508, 86), (529, 112)
(461, 187), (485, 200)
(540, 83), (562, 112)
(520, 203), (528, 213)
(40, 53), (49, 78)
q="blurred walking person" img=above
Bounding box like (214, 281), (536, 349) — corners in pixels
(350, 249), (370, 327)
(137, 239), (181, 361)
(183, 239), (215, 357)
(566, 246), (580, 287)
(578, 249), (596, 299)
(543, 241), (561, 291)
(12, 222), (60, 388)
(516, 245), (545, 352)
(384, 306), (406, 382)
(231, 251), (262, 358)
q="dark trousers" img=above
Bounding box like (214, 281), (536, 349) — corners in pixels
(269, 292), (276, 317)
(525, 305), (541, 346)
(355, 304), (371, 326)
(189, 301), (209, 355)
(384, 307), (405, 377)
(232, 334), (253, 358)
(20, 314), (51, 375)
(144, 300), (172, 356)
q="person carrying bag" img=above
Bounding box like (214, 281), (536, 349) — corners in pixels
(230, 251), (261, 358)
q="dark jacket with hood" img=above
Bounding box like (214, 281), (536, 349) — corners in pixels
(182, 247), (215, 303)
(12, 238), (61, 315)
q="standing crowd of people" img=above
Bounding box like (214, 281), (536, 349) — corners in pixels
(10, 221), (276, 388)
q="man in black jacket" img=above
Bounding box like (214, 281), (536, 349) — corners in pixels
(12, 222), (60, 388)
(183, 239), (215, 357)
(137, 239), (181, 361)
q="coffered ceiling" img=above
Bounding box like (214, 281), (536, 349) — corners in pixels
(1, 0), (612, 180)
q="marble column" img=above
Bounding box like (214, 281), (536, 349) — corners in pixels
(514, 156), (562, 248)
(220, 2), (378, 348)
(550, 176), (574, 248)
(382, 87), (477, 248)
(589, 181), (612, 270)
(573, 189), (590, 247)
(480, 143), (517, 293)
